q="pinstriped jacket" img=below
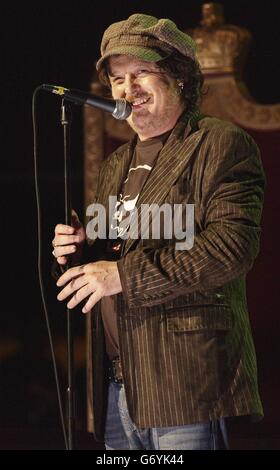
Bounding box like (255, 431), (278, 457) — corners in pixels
(87, 111), (265, 441)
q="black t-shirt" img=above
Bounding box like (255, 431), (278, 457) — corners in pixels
(101, 132), (170, 360)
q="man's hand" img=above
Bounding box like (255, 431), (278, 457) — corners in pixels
(56, 261), (122, 313)
(52, 210), (86, 265)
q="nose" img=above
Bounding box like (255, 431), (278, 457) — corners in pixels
(124, 74), (138, 95)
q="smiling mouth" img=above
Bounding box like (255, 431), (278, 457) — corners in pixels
(131, 97), (151, 108)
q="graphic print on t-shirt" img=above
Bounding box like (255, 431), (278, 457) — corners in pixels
(111, 163), (153, 238)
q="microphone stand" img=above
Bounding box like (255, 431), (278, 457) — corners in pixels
(61, 100), (75, 450)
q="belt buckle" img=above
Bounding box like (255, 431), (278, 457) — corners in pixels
(112, 358), (122, 383)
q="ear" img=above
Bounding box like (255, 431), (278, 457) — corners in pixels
(177, 80), (184, 92)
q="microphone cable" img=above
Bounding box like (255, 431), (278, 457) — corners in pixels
(32, 86), (68, 450)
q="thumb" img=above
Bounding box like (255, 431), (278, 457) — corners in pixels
(71, 209), (82, 229)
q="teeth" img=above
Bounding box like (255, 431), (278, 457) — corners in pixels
(132, 97), (149, 106)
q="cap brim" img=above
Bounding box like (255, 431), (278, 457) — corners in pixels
(96, 45), (170, 71)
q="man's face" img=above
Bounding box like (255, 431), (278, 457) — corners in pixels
(108, 55), (185, 140)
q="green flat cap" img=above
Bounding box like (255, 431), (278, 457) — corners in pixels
(96, 13), (196, 71)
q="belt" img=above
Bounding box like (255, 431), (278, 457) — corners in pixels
(108, 357), (123, 384)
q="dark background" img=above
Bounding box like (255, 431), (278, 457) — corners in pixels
(1, 0), (280, 449)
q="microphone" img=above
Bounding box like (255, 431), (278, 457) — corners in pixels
(41, 84), (132, 120)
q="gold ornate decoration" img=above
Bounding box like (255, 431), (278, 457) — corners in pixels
(200, 75), (280, 130)
(189, 3), (252, 76)
(188, 3), (280, 130)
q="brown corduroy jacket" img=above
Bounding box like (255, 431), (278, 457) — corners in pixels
(86, 112), (265, 441)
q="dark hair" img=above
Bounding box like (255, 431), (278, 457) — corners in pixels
(157, 52), (204, 114)
(98, 51), (204, 113)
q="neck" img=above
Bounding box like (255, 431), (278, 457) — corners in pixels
(136, 106), (186, 141)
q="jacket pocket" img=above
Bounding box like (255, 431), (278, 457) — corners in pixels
(163, 290), (230, 310)
(166, 309), (232, 332)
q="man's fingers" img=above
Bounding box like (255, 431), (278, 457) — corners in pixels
(66, 284), (93, 309)
(57, 256), (68, 265)
(54, 245), (77, 258)
(57, 275), (89, 301)
(57, 265), (85, 287)
(54, 235), (80, 246)
(55, 224), (75, 235)
(82, 291), (103, 314)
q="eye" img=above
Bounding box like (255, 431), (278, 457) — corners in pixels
(136, 69), (149, 76)
(136, 68), (163, 78)
(113, 77), (124, 85)
(109, 75), (124, 85)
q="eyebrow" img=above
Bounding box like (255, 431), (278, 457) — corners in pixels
(108, 65), (161, 78)
(108, 71), (122, 78)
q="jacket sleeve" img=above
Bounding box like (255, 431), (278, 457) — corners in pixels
(117, 126), (265, 308)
